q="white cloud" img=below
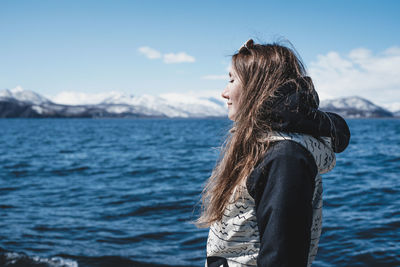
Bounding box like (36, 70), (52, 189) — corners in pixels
(47, 91), (122, 105)
(138, 46), (161, 59)
(309, 46), (400, 109)
(202, 75), (227, 80)
(138, 46), (195, 64)
(163, 52), (195, 64)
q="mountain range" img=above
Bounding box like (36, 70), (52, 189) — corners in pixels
(0, 87), (398, 119)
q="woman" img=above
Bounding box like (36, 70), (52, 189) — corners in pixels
(197, 39), (350, 267)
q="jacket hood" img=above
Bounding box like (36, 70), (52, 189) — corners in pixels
(262, 77), (350, 153)
(268, 131), (336, 174)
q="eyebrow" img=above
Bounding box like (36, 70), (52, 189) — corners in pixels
(229, 72), (232, 77)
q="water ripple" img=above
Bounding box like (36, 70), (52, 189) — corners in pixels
(0, 118), (398, 266)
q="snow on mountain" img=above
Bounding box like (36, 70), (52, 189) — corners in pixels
(321, 96), (378, 110)
(0, 86), (51, 105)
(49, 91), (121, 106)
(101, 92), (227, 117)
(0, 87), (228, 118)
(320, 96), (393, 118)
(1, 87), (396, 118)
(159, 93), (226, 117)
(101, 93), (180, 116)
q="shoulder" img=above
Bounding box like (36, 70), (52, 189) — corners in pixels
(252, 140), (318, 175)
(246, 140), (318, 200)
(264, 139), (316, 162)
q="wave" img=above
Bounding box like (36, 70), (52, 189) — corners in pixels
(0, 250), (77, 267)
(0, 248), (190, 267)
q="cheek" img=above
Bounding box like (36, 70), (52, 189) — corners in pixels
(232, 85), (241, 103)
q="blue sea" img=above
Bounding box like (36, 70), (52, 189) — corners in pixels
(0, 118), (399, 267)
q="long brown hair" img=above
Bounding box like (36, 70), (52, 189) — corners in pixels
(196, 39), (309, 227)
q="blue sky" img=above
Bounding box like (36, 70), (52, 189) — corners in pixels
(1, 0), (399, 109)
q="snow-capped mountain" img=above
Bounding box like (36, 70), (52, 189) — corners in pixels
(0, 86), (51, 105)
(0, 87), (396, 118)
(99, 92), (226, 117)
(0, 88), (227, 118)
(320, 96), (393, 118)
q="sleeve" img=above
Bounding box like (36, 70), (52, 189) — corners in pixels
(249, 141), (317, 267)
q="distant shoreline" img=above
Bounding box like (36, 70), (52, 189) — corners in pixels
(0, 116), (398, 120)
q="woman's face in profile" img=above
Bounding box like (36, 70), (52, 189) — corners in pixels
(222, 66), (242, 121)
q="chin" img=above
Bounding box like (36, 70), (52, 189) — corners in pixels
(227, 107), (237, 121)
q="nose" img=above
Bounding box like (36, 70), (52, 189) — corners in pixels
(221, 86), (229, 100)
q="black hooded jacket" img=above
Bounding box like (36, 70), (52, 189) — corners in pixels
(206, 77), (350, 267)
